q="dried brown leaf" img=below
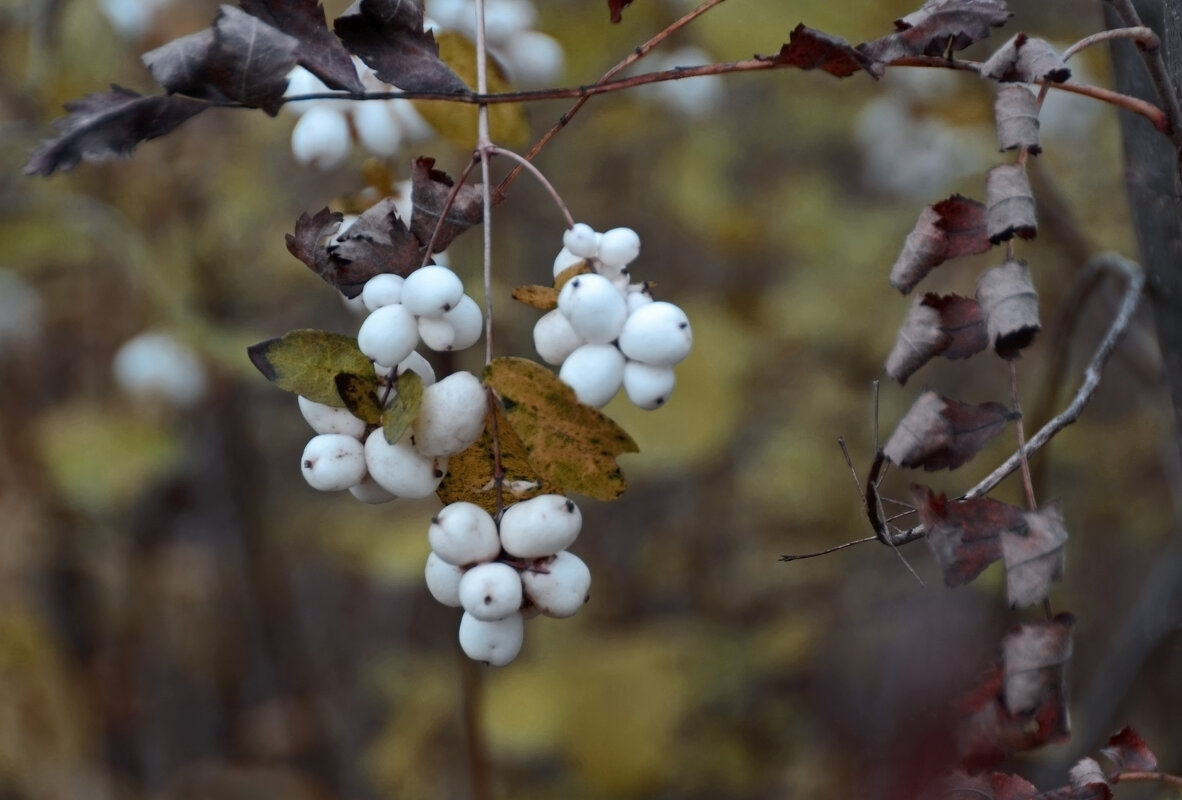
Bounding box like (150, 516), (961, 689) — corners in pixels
(886, 293), (987, 383)
(912, 485), (1023, 586)
(240, 0), (365, 93)
(768, 24), (882, 78)
(858, 0), (1012, 65)
(981, 33), (1071, 84)
(1002, 502), (1067, 607)
(890, 195), (992, 294)
(1002, 614), (1073, 720)
(986, 163), (1037, 243)
(884, 391), (1013, 471)
(334, 0), (468, 94)
(1102, 727), (1158, 774)
(327, 196), (427, 295)
(408, 157), (491, 254)
(994, 85), (1041, 154)
(512, 285), (559, 311)
(976, 259), (1041, 358)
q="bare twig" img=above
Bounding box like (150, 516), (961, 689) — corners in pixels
(1061, 25), (1159, 62)
(780, 536), (878, 562)
(1113, 770), (1182, 789)
(1108, 0), (1182, 146)
(485, 145), (573, 227)
(1010, 361), (1038, 510)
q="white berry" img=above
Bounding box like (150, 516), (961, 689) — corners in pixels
(626, 284), (654, 313)
(552, 246), (586, 278)
(361, 273), (405, 311)
(444, 294), (484, 350)
(562, 223), (600, 259)
(429, 501), (501, 566)
(297, 395), (367, 438)
(533, 308), (586, 366)
(291, 106), (351, 169)
(417, 314), (457, 351)
(498, 494), (582, 559)
(557, 273), (628, 344)
(617, 301), (692, 366)
(364, 429), (447, 498)
(458, 611), (524, 666)
(352, 99), (404, 156)
(358, 303), (419, 368)
(413, 371), (488, 457)
(301, 433), (367, 491)
(401, 265), (465, 317)
(459, 562), (524, 621)
(349, 475), (398, 504)
(622, 361), (676, 409)
(559, 343), (625, 408)
(597, 227), (641, 268)
(394, 350), (436, 387)
(424, 551), (464, 607)
(521, 550), (591, 618)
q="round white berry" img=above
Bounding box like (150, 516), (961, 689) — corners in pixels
(424, 551), (465, 607)
(443, 294), (483, 350)
(364, 428), (447, 498)
(498, 494), (582, 559)
(358, 303), (419, 368)
(521, 550), (591, 618)
(361, 273), (405, 311)
(559, 343), (625, 408)
(617, 301), (693, 366)
(297, 395), (367, 438)
(349, 475), (398, 504)
(459, 562), (524, 621)
(291, 106), (351, 169)
(392, 350), (436, 388)
(429, 501), (501, 566)
(563, 223), (600, 259)
(417, 314), (456, 351)
(557, 273), (628, 344)
(458, 611), (524, 666)
(413, 371), (488, 457)
(622, 361), (676, 410)
(552, 246), (586, 279)
(401, 265), (465, 317)
(499, 29), (564, 86)
(626, 284), (654, 313)
(597, 227), (641, 268)
(352, 99), (404, 156)
(301, 433), (367, 491)
(532, 308), (586, 366)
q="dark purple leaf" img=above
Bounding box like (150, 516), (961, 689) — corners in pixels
(1002, 502), (1067, 607)
(286, 207), (347, 291)
(335, 0), (468, 94)
(884, 391), (1014, 471)
(143, 29), (233, 103)
(409, 157), (491, 253)
(859, 0), (1012, 65)
(328, 196), (428, 293)
(994, 85), (1041, 154)
(608, 0), (634, 23)
(765, 24), (882, 78)
(24, 86), (208, 176)
(922, 770), (1038, 800)
(986, 163), (1037, 243)
(981, 33), (1071, 84)
(912, 486), (1023, 586)
(890, 194), (992, 293)
(240, 0), (365, 92)
(976, 259), (1040, 358)
(886, 293), (987, 383)
(208, 5), (300, 115)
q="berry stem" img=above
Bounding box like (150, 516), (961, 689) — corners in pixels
(486, 145), (574, 227)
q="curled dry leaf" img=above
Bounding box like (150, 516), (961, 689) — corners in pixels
(239, 0), (366, 93)
(886, 293), (988, 384)
(1102, 726), (1159, 774)
(409, 157), (492, 253)
(985, 164), (1037, 243)
(981, 33), (1071, 84)
(884, 391), (1014, 471)
(976, 259), (1041, 358)
(1002, 502), (1067, 607)
(858, 0), (1012, 66)
(327, 197), (427, 296)
(994, 85), (1041, 154)
(1067, 758), (1111, 799)
(767, 24), (882, 78)
(890, 195), (992, 294)
(912, 485), (1023, 586)
(334, 0), (469, 94)
(1002, 614), (1073, 719)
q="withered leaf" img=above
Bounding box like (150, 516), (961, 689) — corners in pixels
(912, 485), (1023, 586)
(240, 0), (365, 93)
(889, 195), (991, 294)
(884, 391), (1014, 471)
(1063, 759), (1111, 800)
(994, 85), (1041, 154)
(1002, 501), (1067, 607)
(1101, 727), (1158, 774)
(986, 163), (1037, 243)
(858, 0), (1012, 66)
(923, 771), (1038, 800)
(143, 29), (232, 104)
(766, 24), (882, 79)
(885, 293), (987, 384)
(608, 0), (635, 23)
(24, 87), (208, 176)
(976, 259), (1041, 358)
(408, 157), (491, 254)
(334, 0), (468, 94)
(981, 33), (1071, 84)
(247, 330), (375, 406)
(327, 196), (428, 295)
(1002, 614), (1073, 718)
(382, 370), (423, 444)
(512, 285), (559, 311)
(286, 206), (345, 288)
(208, 5), (300, 115)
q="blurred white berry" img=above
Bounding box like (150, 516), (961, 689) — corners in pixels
(552, 246), (586, 278)
(291, 105), (351, 169)
(112, 330), (207, 408)
(301, 433), (368, 491)
(352, 99), (404, 156)
(498, 30), (565, 86)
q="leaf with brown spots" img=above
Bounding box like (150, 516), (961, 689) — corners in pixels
(511, 285), (559, 311)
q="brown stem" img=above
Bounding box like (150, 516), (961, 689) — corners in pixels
(1009, 360), (1038, 510)
(1109, 0), (1182, 144)
(458, 651), (491, 800)
(1113, 770), (1182, 788)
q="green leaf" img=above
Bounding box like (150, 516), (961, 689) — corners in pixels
(336, 372), (383, 425)
(484, 357), (638, 501)
(247, 330), (376, 407)
(436, 401), (555, 515)
(382, 370), (424, 444)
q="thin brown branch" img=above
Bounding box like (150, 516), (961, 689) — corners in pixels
(1113, 770), (1182, 788)
(486, 144), (573, 227)
(1108, 0), (1182, 145)
(1061, 25), (1159, 62)
(1010, 360), (1038, 510)
(780, 536), (878, 562)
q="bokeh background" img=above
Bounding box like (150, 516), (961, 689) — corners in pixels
(1, 0), (1179, 797)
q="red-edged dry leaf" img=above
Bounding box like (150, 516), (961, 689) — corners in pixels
(982, 33), (1071, 84)
(608, 0), (635, 23)
(408, 157), (491, 254)
(890, 195), (991, 294)
(334, 0), (468, 93)
(328, 196), (428, 293)
(886, 293), (987, 384)
(912, 486), (1023, 586)
(995, 85), (1041, 154)
(1103, 727), (1159, 774)
(767, 24), (882, 78)
(859, 0), (1012, 65)
(986, 164), (1037, 243)
(1002, 615), (1073, 720)
(24, 86), (208, 176)
(884, 391), (1013, 471)
(240, 0), (365, 93)
(976, 259), (1040, 358)
(922, 770), (1038, 800)
(1002, 502), (1067, 607)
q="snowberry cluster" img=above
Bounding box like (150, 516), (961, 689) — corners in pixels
(298, 265), (487, 502)
(424, 495), (591, 666)
(533, 224), (693, 409)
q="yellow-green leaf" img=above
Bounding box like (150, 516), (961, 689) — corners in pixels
(412, 33), (530, 149)
(248, 330), (375, 407)
(511, 284), (559, 310)
(484, 357), (638, 501)
(336, 372), (383, 425)
(382, 370), (424, 444)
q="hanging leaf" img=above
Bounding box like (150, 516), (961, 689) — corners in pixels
(1002, 502), (1067, 607)
(485, 357), (638, 500)
(336, 372), (383, 425)
(858, 0), (1012, 66)
(334, 0), (469, 94)
(327, 196), (429, 295)
(986, 164), (1037, 243)
(1002, 615), (1073, 726)
(981, 33), (1070, 84)
(884, 391), (1014, 471)
(382, 370), (424, 444)
(408, 157), (493, 254)
(1101, 727), (1158, 774)
(512, 285), (560, 311)
(889, 195), (992, 294)
(976, 259), (1040, 358)
(436, 401), (556, 514)
(608, 0), (635, 23)
(764, 24), (882, 79)
(994, 86), (1041, 154)
(239, 0), (365, 93)
(247, 330), (376, 406)
(1065, 759), (1111, 800)
(885, 293), (988, 384)
(912, 486), (1023, 586)
(142, 30), (233, 104)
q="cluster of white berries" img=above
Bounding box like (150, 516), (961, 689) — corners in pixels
(534, 224), (693, 409)
(424, 495), (590, 666)
(298, 265), (486, 503)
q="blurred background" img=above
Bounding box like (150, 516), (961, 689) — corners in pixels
(0, 0), (1179, 797)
